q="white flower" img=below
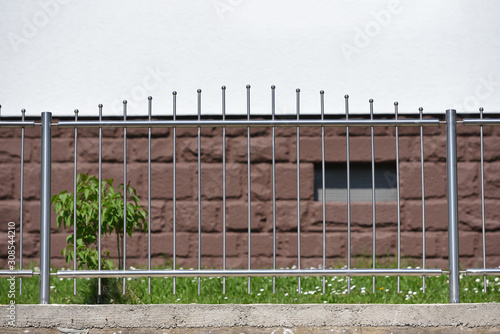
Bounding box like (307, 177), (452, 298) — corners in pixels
(257, 293), (261, 296)
(476, 278), (481, 282)
(260, 288), (264, 292)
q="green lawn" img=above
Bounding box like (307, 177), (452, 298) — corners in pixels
(1, 264), (499, 304)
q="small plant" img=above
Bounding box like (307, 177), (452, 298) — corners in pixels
(52, 173), (148, 270)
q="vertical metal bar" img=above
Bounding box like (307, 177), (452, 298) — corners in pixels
(370, 99), (376, 293)
(197, 89), (202, 295)
(271, 85), (276, 294)
(172, 91), (177, 295)
(148, 96), (152, 295)
(420, 107), (426, 293)
(122, 100), (127, 294)
(446, 109), (460, 303)
(19, 109), (25, 295)
(345, 95), (351, 293)
(222, 86), (227, 295)
(479, 107), (487, 292)
(395, 102), (401, 294)
(247, 85), (252, 294)
(98, 104), (102, 296)
(73, 109), (78, 296)
(296, 88), (301, 294)
(40, 111), (52, 304)
(320, 90), (326, 294)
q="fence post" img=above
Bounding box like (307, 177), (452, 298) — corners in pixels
(40, 112), (52, 304)
(446, 109), (460, 303)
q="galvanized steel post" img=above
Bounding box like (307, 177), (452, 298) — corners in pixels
(446, 109), (460, 303)
(40, 112), (52, 304)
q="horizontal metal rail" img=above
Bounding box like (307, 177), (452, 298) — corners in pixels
(466, 268), (500, 276)
(56, 268), (442, 279)
(0, 270), (34, 277)
(463, 119), (500, 126)
(0, 121), (36, 128)
(57, 119), (440, 129)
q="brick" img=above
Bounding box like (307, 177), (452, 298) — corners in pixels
(400, 162), (446, 199)
(51, 232), (70, 259)
(200, 233), (239, 257)
(176, 136), (223, 163)
(226, 200), (269, 232)
(0, 138), (22, 163)
(458, 162), (479, 198)
(425, 231), (448, 258)
(126, 127), (148, 138)
(0, 164), (15, 199)
(458, 199), (500, 232)
(423, 135), (467, 162)
(485, 232), (500, 257)
(200, 163), (242, 200)
(275, 163), (314, 200)
(398, 136), (420, 162)
(174, 127), (197, 138)
(484, 163), (500, 198)
(151, 137), (173, 162)
(0, 128), (16, 138)
(275, 201), (300, 232)
(228, 136), (289, 163)
(303, 201), (348, 232)
(51, 163), (78, 196)
(401, 232), (423, 257)
(175, 200), (222, 233)
(176, 136), (197, 162)
(150, 233), (173, 256)
(249, 233), (273, 257)
(225, 127), (247, 137)
(23, 201), (40, 233)
(0, 201), (21, 232)
(22, 232), (40, 258)
(350, 231), (397, 256)
(249, 163), (271, 201)
(52, 138), (75, 162)
(280, 233), (346, 258)
(149, 200), (167, 233)
(11, 163), (40, 200)
(459, 232), (477, 257)
(300, 137), (347, 163)
(151, 162), (195, 200)
(402, 199), (448, 232)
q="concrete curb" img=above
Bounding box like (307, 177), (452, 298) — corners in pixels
(1, 304), (499, 331)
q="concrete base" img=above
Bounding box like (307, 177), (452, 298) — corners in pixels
(1, 304), (500, 333)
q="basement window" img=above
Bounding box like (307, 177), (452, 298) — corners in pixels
(314, 162), (397, 202)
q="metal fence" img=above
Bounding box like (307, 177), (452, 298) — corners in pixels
(1, 87), (499, 304)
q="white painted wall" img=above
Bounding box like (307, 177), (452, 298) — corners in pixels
(1, 0), (499, 117)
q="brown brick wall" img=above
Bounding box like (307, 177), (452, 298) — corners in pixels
(1, 118), (500, 270)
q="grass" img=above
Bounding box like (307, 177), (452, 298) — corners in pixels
(1, 262), (499, 304)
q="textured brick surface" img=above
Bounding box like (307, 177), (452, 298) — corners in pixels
(1, 118), (500, 271)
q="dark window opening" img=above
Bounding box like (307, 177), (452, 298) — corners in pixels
(314, 162), (397, 202)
